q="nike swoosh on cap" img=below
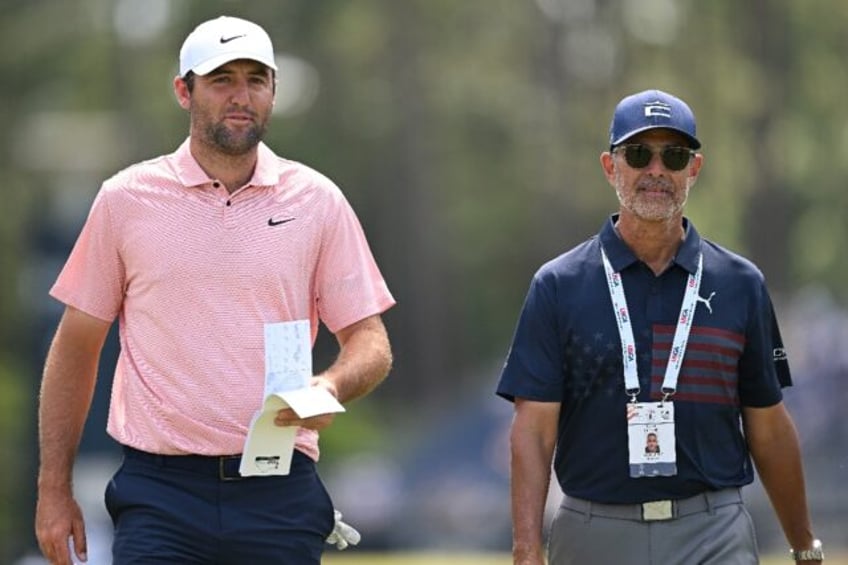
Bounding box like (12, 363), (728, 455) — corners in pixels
(220, 34), (246, 44)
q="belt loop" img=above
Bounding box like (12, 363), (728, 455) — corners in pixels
(705, 491), (715, 515)
(583, 501), (592, 523)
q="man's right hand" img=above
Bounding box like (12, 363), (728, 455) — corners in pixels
(35, 488), (87, 564)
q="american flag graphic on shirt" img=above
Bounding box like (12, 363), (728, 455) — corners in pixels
(650, 325), (745, 405)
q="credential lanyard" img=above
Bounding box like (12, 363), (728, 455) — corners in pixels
(601, 247), (703, 402)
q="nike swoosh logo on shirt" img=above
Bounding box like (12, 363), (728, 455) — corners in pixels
(268, 217), (296, 227)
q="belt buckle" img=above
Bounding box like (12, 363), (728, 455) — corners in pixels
(642, 500), (673, 521)
(219, 456), (242, 481)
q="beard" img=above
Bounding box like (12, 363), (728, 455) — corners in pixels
(205, 119), (267, 156)
(191, 101), (270, 156)
(615, 172), (690, 222)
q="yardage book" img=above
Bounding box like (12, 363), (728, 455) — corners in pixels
(239, 320), (345, 477)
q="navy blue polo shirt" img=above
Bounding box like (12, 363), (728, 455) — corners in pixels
(497, 215), (792, 504)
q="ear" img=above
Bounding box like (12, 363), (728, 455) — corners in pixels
(173, 75), (191, 111)
(600, 151), (616, 185)
(688, 152), (703, 185)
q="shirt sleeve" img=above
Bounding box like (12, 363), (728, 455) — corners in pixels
(314, 191), (394, 333)
(768, 299), (793, 388)
(737, 280), (790, 407)
(497, 270), (565, 403)
(49, 187), (125, 322)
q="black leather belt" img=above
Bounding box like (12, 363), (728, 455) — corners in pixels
(122, 446), (244, 481)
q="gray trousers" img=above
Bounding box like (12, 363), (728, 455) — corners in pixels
(548, 489), (759, 565)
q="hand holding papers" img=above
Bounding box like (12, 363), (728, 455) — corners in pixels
(239, 321), (345, 477)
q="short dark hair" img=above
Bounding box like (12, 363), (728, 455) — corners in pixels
(182, 71), (196, 93)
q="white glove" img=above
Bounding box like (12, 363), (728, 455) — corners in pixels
(325, 510), (361, 550)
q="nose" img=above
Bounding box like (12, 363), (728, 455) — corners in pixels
(641, 150), (670, 175)
(228, 77), (251, 106)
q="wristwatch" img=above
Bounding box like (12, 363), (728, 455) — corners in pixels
(790, 538), (824, 561)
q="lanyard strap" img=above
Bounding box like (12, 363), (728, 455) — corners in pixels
(601, 247), (703, 401)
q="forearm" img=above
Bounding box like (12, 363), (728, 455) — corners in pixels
(744, 404), (815, 550)
(511, 439), (552, 562)
(38, 309), (107, 492)
(38, 343), (99, 491)
(510, 400), (559, 564)
(319, 315), (392, 404)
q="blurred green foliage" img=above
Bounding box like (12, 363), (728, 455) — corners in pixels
(321, 553), (848, 565)
(0, 358), (28, 557)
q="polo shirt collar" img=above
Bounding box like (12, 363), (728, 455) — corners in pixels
(172, 138), (279, 188)
(598, 214), (702, 275)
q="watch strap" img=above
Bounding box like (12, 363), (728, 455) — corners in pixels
(790, 538), (823, 561)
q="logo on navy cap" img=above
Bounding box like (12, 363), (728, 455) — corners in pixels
(644, 100), (672, 118)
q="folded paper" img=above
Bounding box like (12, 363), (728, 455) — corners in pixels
(239, 320), (345, 477)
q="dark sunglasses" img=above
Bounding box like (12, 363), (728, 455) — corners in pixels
(615, 144), (695, 171)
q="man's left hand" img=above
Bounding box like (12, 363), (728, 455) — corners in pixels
(274, 376), (339, 431)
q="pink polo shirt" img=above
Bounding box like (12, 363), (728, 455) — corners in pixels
(50, 139), (395, 459)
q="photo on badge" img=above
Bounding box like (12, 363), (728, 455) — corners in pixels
(627, 402), (677, 477)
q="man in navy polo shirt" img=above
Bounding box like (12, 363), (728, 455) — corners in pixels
(497, 90), (823, 565)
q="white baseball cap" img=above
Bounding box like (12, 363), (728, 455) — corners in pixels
(179, 16), (278, 77)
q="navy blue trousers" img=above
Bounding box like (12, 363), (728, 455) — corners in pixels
(105, 446), (335, 564)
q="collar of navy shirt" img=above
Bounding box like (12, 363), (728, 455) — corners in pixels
(599, 214), (702, 275)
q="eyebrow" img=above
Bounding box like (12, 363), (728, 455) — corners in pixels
(206, 62), (272, 77)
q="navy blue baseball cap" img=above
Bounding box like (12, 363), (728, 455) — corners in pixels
(608, 89), (701, 150)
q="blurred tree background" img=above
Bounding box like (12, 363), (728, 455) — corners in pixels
(2, 0), (847, 561)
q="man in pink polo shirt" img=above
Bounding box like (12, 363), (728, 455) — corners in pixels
(35, 15), (395, 565)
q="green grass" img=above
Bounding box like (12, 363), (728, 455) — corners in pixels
(323, 554), (510, 565)
(323, 552), (848, 565)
